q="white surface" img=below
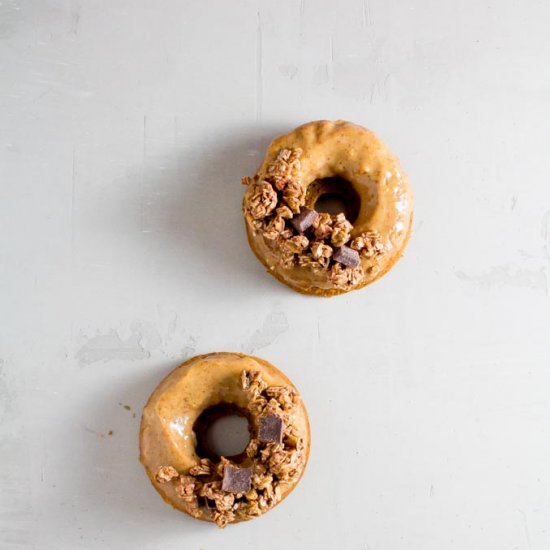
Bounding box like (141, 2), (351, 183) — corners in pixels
(1, 1), (550, 549)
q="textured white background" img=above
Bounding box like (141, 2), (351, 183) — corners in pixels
(2, 1), (550, 549)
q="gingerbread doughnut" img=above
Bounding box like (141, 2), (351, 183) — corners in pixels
(242, 120), (414, 296)
(139, 352), (310, 528)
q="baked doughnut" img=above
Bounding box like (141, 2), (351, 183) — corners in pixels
(242, 120), (414, 296)
(139, 352), (310, 528)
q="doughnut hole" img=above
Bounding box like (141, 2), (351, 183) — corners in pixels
(193, 403), (252, 463)
(305, 177), (361, 224)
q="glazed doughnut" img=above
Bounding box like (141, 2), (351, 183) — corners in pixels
(139, 352), (310, 528)
(242, 120), (414, 296)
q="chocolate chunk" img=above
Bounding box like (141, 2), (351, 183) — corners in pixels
(333, 245), (360, 268)
(290, 208), (319, 233)
(221, 465), (252, 494)
(258, 414), (284, 444)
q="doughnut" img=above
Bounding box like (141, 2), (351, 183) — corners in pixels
(139, 352), (310, 528)
(242, 120), (414, 296)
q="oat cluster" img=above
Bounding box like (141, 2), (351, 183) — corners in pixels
(243, 148), (386, 289)
(155, 370), (306, 528)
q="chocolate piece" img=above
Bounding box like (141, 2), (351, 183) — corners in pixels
(258, 414), (284, 444)
(333, 245), (360, 268)
(221, 465), (252, 494)
(290, 208), (319, 233)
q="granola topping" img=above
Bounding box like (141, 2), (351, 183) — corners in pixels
(155, 370), (305, 528)
(243, 148), (386, 290)
(189, 458), (214, 476)
(155, 465), (179, 483)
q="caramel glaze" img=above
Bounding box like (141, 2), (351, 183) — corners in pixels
(244, 120), (414, 296)
(139, 352), (310, 523)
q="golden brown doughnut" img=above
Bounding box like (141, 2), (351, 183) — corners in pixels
(242, 120), (414, 296)
(139, 352), (310, 528)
